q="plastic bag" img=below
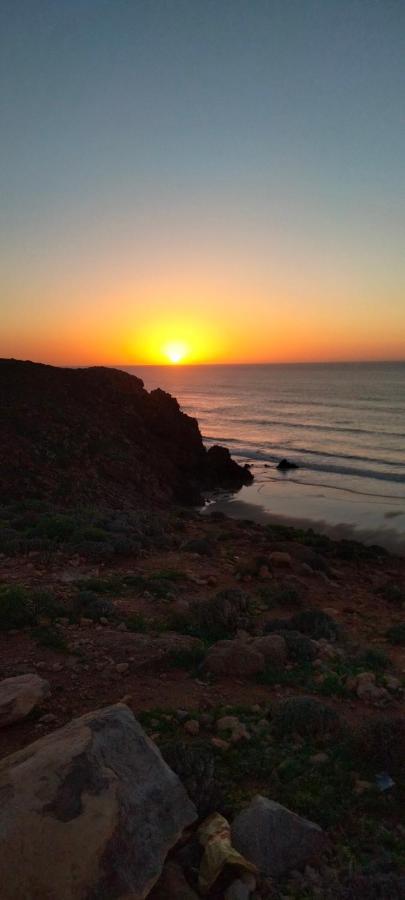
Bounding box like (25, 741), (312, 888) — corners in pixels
(198, 812), (258, 894)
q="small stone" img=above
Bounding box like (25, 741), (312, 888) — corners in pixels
(230, 723), (250, 743)
(354, 779), (373, 795)
(199, 713), (214, 728)
(120, 694), (133, 705)
(79, 617), (93, 626)
(38, 713), (58, 725)
(385, 675), (401, 691)
(99, 617), (109, 625)
(269, 552), (292, 568)
(211, 736), (230, 751)
(176, 709), (189, 722)
(217, 715), (241, 732)
(115, 662), (129, 674)
(309, 753), (329, 765)
(184, 719), (200, 736)
(117, 622), (127, 632)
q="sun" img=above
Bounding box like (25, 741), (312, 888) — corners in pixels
(163, 340), (188, 364)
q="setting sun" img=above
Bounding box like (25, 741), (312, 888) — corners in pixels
(163, 340), (188, 364)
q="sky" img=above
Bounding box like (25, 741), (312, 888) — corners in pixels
(1, 0), (404, 365)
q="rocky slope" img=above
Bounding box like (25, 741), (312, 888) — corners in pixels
(0, 505), (404, 897)
(0, 359), (252, 507)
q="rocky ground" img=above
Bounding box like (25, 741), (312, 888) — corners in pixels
(0, 501), (405, 898)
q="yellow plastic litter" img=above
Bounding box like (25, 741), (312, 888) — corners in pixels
(198, 812), (258, 894)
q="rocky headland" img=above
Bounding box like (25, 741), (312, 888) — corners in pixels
(0, 361), (404, 899)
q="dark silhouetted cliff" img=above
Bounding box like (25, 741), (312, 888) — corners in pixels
(0, 360), (252, 507)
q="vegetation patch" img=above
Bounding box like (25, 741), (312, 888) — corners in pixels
(0, 584), (35, 630)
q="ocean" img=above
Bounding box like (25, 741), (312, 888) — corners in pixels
(125, 363), (405, 553)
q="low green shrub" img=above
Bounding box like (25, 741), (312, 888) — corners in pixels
(386, 623), (405, 645)
(0, 585), (35, 630)
(271, 696), (342, 740)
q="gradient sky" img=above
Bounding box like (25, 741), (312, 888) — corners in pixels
(1, 0), (404, 364)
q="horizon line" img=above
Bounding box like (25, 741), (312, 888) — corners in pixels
(5, 356), (405, 369)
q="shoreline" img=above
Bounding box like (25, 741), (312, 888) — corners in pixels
(202, 493), (405, 557)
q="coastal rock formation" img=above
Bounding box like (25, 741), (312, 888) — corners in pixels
(0, 673), (50, 727)
(0, 359), (252, 507)
(0, 703), (197, 900)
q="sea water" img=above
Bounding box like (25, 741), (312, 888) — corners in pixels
(125, 363), (405, 553)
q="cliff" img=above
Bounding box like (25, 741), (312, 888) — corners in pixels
(0, 359), (252, 507)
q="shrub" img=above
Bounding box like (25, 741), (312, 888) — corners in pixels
(34, 625), (68, 652)
(386, 623), (405, 645)
(0, 585), (35, 630)
(378, 582), (405, 606)
(168, 645), (206, 671)
(74, 588), (116, 621)
(290, 609), (341, 641)
(354, 647), (389, 671)
(354, 716), (405, 778)
(126, 613), (150, 633)
(181, 588), (253, 644)
(280, 629), (318, 662)
(31, 590), (64, 621)
(258, 583), (301, 609)
(272, 696), (341, 740)
(160, 740), (221, 817)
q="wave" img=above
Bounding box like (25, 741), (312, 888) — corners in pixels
(203, 435), (405, 470)
(203, 439), (405, 486)
(213, 417), (405, 440)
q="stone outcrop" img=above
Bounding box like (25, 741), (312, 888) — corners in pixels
(0, 703), (197, 899)
(231, 795), (328, 878)
(0, 673), (50, 727)
(0, 359), (252, 507)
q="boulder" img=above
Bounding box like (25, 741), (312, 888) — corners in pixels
(204, 640), (265, 677)
(0, 704), (197, 899)
(251, 634), (287, 666)
(0, 673), (50, 727)
(231, 795), (328, 878)
(276, 458), (298, 472)
(269, 551), (292, 568)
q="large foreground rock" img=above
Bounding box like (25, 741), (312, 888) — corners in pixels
(0, 704), (197, 899)
(0, 673), (50, 727)
(231, 795), (327, 878)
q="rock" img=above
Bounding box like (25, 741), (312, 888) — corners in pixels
(38, 713), (58, 725)
(354, 672), (390, 703)
(231, 795), (328, 878)
(251, 635), (287, 666)
(211, 736), (230, 751)
(149, 860), (199, 899)
(0, 673), (50, 727)
(384, 674), (401, 692)
(115, 662), (129, 674)
(0, 704), (197, 899)
(230, 723), (250, 743)
(269, 551), (292, 568)
(184, 719), (200, 736)
(277, 459), (298, 472)
(309, 752), (329, 765)
(225, 878), (252, 900)
(217, 715), (242, 732)
(117, 622), (128, 632)
(204, 640), (265, 677)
